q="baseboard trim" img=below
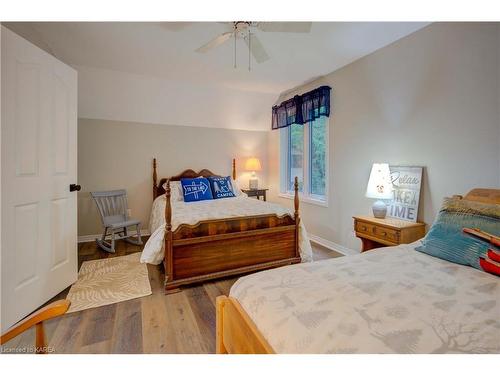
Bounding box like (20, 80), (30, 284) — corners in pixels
(79, 230), (358, 256)
(78, 229), (151, 243)
(309, 234), (359, 256)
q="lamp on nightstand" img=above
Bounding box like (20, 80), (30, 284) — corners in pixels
(245, 157), (262, 190)
(365, 163), (393, 219)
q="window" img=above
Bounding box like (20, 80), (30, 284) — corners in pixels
(280, 117), (328, 204)
(288, 123), (304, 192)
(309, 116), (327, 197)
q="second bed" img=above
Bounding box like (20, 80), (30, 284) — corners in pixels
(141, 159), (312, 293)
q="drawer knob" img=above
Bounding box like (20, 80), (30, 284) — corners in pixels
(381, 231), (387, 237)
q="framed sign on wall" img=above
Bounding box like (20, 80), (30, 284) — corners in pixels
(387, 166), (423, 222)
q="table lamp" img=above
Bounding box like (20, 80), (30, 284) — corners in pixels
(245, 157), (262, 190)
(365, 163), (393, 218)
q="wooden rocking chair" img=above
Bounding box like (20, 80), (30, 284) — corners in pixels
(91, 189), (143, 253)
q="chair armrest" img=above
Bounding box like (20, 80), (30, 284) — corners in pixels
(1, 299), (71, 345)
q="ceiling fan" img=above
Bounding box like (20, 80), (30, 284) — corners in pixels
(195, 22), (312, 70)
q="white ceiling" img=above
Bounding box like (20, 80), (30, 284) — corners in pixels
(12, 22), (430, 93)
(5, 22), (430, 130)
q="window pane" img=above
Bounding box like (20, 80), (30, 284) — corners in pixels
(288, 123), (303, 191)
(310, 117), (326, 196)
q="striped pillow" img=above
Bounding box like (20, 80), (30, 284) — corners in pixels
(416, 197), (500, 272)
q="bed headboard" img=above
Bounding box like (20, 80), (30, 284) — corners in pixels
(152, 158), (237, 199)
(463, 188), (500, 205)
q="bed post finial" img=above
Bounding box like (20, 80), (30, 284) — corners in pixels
(232, 158), (236, 180)
(153, 158), (158, 200)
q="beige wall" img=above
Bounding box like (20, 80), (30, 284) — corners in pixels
(78, 23), (500, 246)
(78, 119), (268, 236)
(268, 23), (500, 251)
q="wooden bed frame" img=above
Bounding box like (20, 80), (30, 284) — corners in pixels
(215, 188), (500, 354)
(152, 158), (302, 294)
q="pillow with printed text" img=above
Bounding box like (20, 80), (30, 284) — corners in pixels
(180, 177), (213, 202)
(207, 176), (236, 199)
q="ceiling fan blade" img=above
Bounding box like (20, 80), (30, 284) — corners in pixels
(195, 32), (233, 53)
(257, 22), (312, 33)
(244, 34), (270, 64)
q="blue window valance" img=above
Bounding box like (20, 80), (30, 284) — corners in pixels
(272, 85), (331, 130)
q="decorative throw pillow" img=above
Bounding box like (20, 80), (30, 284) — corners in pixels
(162, 181), (183, 201)
(208, 176), (236, 199)
(416, 197), (500, 275)
(180, 177), (213, 202)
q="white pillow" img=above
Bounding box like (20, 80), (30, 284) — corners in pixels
(162, 181), (183, 201)
(231, 179), (243, 197)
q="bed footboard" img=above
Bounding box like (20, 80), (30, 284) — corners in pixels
(216, 295), (274, 354)
(163, 213), (301, 292)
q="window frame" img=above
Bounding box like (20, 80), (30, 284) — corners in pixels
(279, 117), (329, 207)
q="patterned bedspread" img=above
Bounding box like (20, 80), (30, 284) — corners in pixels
(140, 195), (313, 265)
(230, 244), (500, 353)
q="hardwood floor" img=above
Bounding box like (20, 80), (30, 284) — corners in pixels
(1, 239), (342, 354)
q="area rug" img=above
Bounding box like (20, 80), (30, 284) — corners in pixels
(66, 252), (152, 313)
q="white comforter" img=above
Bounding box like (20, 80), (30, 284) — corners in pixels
(140, 195), (313, 265)
(230, 243), (500, 353)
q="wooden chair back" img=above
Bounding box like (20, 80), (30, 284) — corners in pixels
(91, 189), (129, 226)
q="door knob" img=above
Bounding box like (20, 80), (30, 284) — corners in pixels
(69, 184), (81, 192)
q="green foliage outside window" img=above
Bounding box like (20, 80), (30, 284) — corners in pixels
(310, 117), (326, 196)
(286, 116), (326, 198)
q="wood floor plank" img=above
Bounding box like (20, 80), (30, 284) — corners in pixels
(141, 287), (173, 353)
(2, 239), (340, 354)
(163, 292), (206, 353)
(312, 243), (343, 260)
(48, 312), (85, 353)
(1, 333), (25, 353)
(9, 326), (35, 353)
(184, 285), (217, 353)
(81, 304), (117, 347)
(202, 280), (232, 308)
(215, 278), (235, 296)
(110, 298), (143, 354)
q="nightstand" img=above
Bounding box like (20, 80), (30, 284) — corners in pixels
(353, 215), (426, 252)
(241, 188), (268, 201)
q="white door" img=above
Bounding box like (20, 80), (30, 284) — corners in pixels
(1, 27), (78, 331)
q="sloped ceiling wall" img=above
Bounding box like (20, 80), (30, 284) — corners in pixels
(2, 22), (429, 131)
(77, 65), (276, 130)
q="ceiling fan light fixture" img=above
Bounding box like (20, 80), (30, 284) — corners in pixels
(194, 21), (312, 70)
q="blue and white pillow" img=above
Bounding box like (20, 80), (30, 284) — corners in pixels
(208, 176), (236, 199)
(180, 177), (213, 202)
(416, 197), (500, 271)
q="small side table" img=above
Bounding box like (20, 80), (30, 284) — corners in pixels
(353, 215), (426, 252)
(241, 188), (268, 201)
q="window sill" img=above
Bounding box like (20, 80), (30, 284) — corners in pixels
(278, 193), (328, 207)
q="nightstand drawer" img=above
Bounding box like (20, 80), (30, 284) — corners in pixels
(374, 226), (399, 242)
(353, 215), (426, 252)
(355, 221), (376, 236)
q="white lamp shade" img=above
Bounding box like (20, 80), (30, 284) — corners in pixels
(366, 163), (393, 199)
